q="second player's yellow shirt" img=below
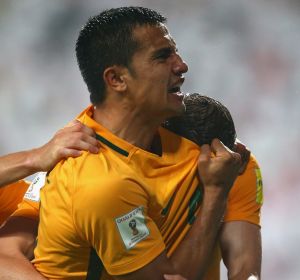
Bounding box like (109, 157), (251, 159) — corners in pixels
(0, 180), (29, 225)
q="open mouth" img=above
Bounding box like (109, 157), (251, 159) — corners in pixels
(167, 86), (184, 104)
(168, 86), (181, 94)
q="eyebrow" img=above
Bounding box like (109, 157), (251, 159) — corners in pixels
(151, 46), (176, 60)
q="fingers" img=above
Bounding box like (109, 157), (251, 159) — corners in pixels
(198, 144), (211, 162)
(210, 138), (230, 154)
(56, 121), (100, 154)
(64, 120), (96, 137)
(198, 138), (242, 192)
(233, 139), (251, 174)
(65, 119), (81, 128)
(211, 138), (241, 164)
(59, 148), (83, 159)
(67, 134), (100, 154)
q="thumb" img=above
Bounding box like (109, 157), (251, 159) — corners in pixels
(210, 138), (229, 155)
(199, 144), (211, 162)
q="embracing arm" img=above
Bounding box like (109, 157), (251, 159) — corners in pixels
(0, 120), (100, 187)
(220, 221), (261, 280)
(0, 217), (46, 280)
(114, 139), (241, 280)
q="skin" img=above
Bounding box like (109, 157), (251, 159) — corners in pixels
(0, 24), (261, 280)
(0, 217), (45, 280)
(220, 222), (261, 279)
(95, 24), (188, 150)
(0, 120), (100, 187)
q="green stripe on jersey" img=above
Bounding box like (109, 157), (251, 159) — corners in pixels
(86, 248), (103, 280)
(96, 134), (129, 157)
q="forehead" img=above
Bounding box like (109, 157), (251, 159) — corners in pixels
(132, 23), (176, 53)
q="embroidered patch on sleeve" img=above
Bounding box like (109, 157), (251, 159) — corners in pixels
(24, 172), (47, 202)
(115, 206), (150, 250)
(255, 168), (263, 204)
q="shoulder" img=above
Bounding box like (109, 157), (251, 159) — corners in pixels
(159, 126), (200, 157)
(225, 152), (263, 225)
(73, 176), (148, 210)
(230, 153), (262, 195)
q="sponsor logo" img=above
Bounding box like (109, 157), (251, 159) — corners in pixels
(115, 206), (149, 250)
(24, 172), (47, 202)
(255, 168), (263, 204)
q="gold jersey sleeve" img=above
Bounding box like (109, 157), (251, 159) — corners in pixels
(0, 180), (30, 225)
(224, 154), (263, 225)
(73, 175), (166, 275)
(11, 172), (46, 220)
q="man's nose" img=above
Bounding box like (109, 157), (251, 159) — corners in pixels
(172, 54), (189, 75)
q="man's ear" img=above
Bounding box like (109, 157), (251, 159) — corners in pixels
(103, 66), (128, 92)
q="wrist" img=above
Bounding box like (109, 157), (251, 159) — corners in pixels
(203, 185), (229, 201)
(201, 188), (227, 220)
(24, 148), (43, 173)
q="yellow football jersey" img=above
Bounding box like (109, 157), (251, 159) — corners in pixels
(13, 106), (262, 280)
(34, 106), (202, 279)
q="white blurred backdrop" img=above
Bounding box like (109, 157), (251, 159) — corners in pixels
(1, 0), (299, 279)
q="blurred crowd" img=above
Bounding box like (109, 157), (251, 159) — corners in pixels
(0, 0), (299, 279)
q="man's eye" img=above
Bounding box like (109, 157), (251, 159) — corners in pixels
(154, 49), (173, 60)
(157, 53), (170, 60)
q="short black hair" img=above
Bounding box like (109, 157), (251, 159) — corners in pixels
(76, 7), (166, 105)
(164, 93), (237, 149)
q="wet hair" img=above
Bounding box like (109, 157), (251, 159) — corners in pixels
(164, 93), (237, 149)
(76, 6), (166, 105)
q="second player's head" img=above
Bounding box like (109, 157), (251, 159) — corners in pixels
(164, 93), (237, 149)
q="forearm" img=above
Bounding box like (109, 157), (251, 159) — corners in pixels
(0, 149), (40, 187)
(0, 254), (47, 280)
(170, 189), (227, 279)
(220, 222), (262, 280)
(0, 217), (43, 279)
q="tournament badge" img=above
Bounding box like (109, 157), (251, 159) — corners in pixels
(24, 172), (47, 202)
(115, 206), (150, 250)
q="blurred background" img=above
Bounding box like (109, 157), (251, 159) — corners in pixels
(0, 0), (299, 278)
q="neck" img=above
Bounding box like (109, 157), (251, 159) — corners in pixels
(93, 103), (162, 152)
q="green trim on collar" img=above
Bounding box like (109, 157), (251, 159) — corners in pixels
(96, 134), (129, 157)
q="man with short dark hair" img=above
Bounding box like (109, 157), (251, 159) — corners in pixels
(31, 7), (241, 280)
(0, 7), (260, 280)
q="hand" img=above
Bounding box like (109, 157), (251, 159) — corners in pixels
(31, 120), (100, 172)
(198, 138), (241, 195)
(164, 274), (187, 280)
(233, 138), (250, 175)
